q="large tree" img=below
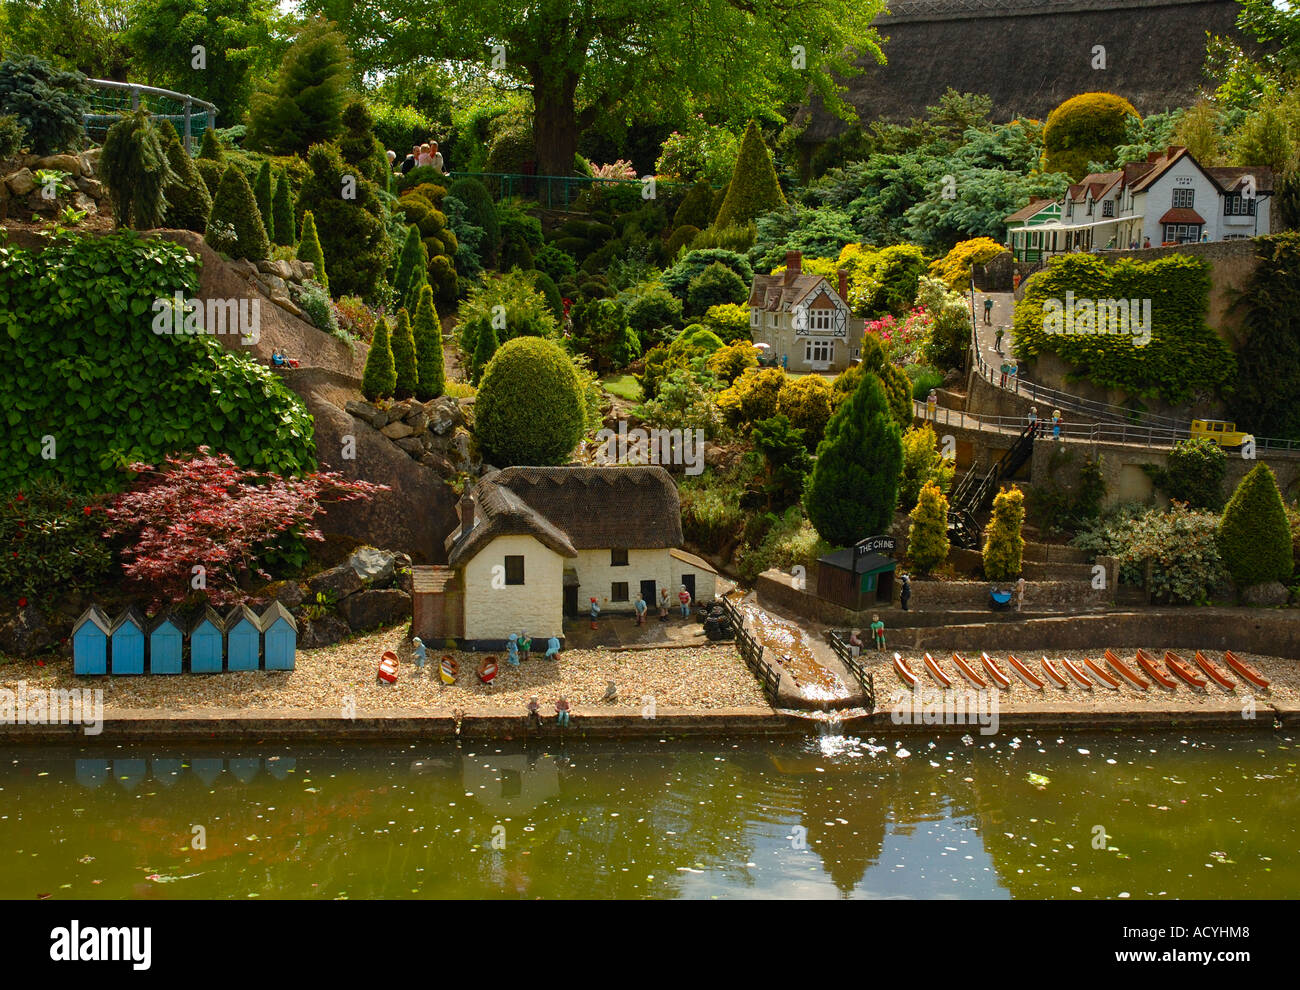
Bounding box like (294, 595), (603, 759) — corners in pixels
(0, 0), (134, 79)
(124, 0), (280, 123)
(304, 0), (886, 177)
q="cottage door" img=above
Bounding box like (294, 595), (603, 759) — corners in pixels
(640, 579), (657, 608)
(563, 585), (578, 617)
(682, 573), (696, 603)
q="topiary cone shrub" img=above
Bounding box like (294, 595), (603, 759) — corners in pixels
(1219, 463), (1294, 593)
(156, 119), (211, 233)
(471, 319), (500, 385)
(982, 485), (1025, 581)
(206, 163), (270, 261)
(474, 337), (586, 466)
(412, 284), (445, 401)
(272, 169), (296, 245)
(254, 159), (274, 234)
(297, 209), (328, 291)
(907, 480), (951, 575)
(804, 371), (903, 546)
(362, 313), (397, 401)
(390, 307), (419, 399)
(713, 120), (786, 230)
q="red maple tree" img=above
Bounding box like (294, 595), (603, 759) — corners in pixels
(102, 447), (389, 606)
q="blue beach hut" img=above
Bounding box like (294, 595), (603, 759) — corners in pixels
(110, 608), (146, 675)
(259, 602), (297, 671)
(224, 604), (261, 671)
(148, 612), (184, 674)
(72, 606), (110, 675)
(189, 608), (225, 673)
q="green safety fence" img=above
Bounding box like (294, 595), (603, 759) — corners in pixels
(82, 79), (217, 151)
(447, 171), (705, 209)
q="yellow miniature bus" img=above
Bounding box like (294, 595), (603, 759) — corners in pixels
(1190, 419), (1250, 447)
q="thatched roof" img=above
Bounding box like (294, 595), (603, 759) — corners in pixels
(799, 0), (1253, 142)
(749, 271), (834, 311)
(447, 466), (684, 566)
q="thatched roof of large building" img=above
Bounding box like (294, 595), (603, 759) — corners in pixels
(799, 0), (1254, 142)
(446, 466), (685, 566)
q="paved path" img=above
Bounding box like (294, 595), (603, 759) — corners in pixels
(972, 290), (1016, 376)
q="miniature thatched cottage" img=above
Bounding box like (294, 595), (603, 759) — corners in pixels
(412, 466), (718, 648)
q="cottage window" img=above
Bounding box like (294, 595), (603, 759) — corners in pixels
(1172, 188), (1195, 209)
(611, 548), (628, 566)
(1086, 199), (1094, 216)
(1102, 200), (1114, 218)
(504, 555), (525, 585)
(750, 308), (760, 327)
(611, 582), (629, 602)
(805, 339), (834, 364)
(1224, 193), (1256, 216)
(1066, 201), (1073, 218)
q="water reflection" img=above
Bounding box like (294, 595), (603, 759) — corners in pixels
(2, 732), (1296, 899)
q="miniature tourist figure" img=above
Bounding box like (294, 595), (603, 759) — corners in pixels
(1000, 359), (1010, 388)
(983, 296), (994, 324)
(995, 327), (1004, 353)
(634, 593), (647, 626)
(506, 632), (520, 666)
(1052, 408), (1062, 439)
(900, 573), (912, 611)
(603, 680), (618, 702)
(926, 389), (938, 421)
(412, 636), (427, 673)
(555, 696), (571, 727)
(1016, 576), (1026, 612)
(1028, 406), (1038, 432)
(545, 635), (561, 659)
(518, 631), (531, 660)
(870, 614), (886, 650)
(848, 628), (863, 649)
(659, 589), (670, 621)
(589, 597), (600, 629)
(527, 695), (542, 729)
(1008, 360), (1018, 386)
(678, 584), (692, 618)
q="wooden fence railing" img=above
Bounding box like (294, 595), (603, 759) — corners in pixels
(717, 597), (781, 702)
(827, 630), (877, 711)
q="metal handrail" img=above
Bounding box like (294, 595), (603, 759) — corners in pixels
(446, 170), (711, 208)
(84, 78), (217, 151)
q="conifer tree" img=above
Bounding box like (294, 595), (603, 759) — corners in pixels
(338, 98), (388, 185)
(205, 163), (269, 261)
(198, 127), (223, 160)
(982, 486), (1025, 581)
(392, 225), (424, 309)
(296, 141), (390, 301)
(271, 170), (296, 246)
(390, 307), (419, 399)
(362, 314), (397, 401)
(907, 481), (951, 574)
(804, 372), (903, 546)
(156, 118), (211, 233)
(713, 120), (786, 229)
(99, 109), (178, 230)
(472, 321), (500, 385)
(296, 209), (328, 291)
(254, 159), (274, 234)
(1219, 464), (1294, 590)
(412, 284), (445, 401)
(246, 18), (351, 156)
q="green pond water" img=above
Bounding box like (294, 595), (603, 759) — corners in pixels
(1, 729), (1296, 899)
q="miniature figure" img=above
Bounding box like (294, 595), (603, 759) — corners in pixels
(634, 594), (647, 626)
(555, 696), (571, 727)
(659, 589), (670, 621)
(518, 631), (531, 660)
(589, 597), (600, 629)
(678, 584), (692, 618)
(870, 614), (886, 650)
(900, 573), (912, 612)
(545, 635), (561, 659)
(526, 695), (542, 729)
(603, 680), (618, 702)
(412, 636), (427, 673)
(506, 632), (520, 666)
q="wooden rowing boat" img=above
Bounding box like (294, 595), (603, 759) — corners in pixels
(924, 652), (952, 689)
(1224, 650), (1270, 690)
(439, 654), (458, 685)
(1136, 650), (1178, 689)
(1041, 656), (1069, 689)
(952, 652), (987, 688)
(1006, 654), (1045, 690)
(478, 657), (499, 684)
(981, 652), (1012, 689)
(1104, 649), (1149, 690)
(1060, 657), (1093, 689)
(894, 652), (919, 690)
(1163, 651), (1207, 690)
(1194, 650), (1236, 691)
(1082, 657), (1121, 690)
(377, 650), (399, 684)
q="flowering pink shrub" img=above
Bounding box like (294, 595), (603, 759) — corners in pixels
(588, 159), (637, 183)
(865, 307), (933, 365)
(102, 447), (388, 606)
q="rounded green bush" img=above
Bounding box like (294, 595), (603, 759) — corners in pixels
(1219, 464), (1294, 589)
(475, 337), (587, 466)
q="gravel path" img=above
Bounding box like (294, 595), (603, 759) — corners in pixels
(0, 626), (771, 716)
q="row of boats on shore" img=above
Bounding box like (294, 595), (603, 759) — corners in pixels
(892, 649), (1270, 693)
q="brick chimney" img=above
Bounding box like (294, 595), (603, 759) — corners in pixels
(784, 250), (802, 287)
(1168, 145), (1186, 159)
(1147, 151), (1162, 164)
(458, 490), (475, 539)
(837, 267), (848, 301)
